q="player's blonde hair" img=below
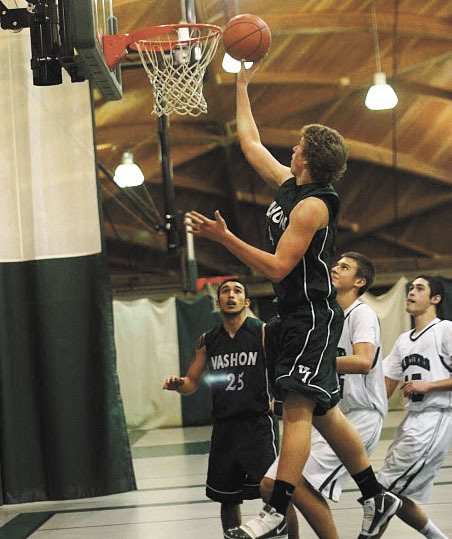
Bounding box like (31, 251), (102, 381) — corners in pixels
(300, 124), (348, 185)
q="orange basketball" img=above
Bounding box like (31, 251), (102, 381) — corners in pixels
(223, 14), (271, 62)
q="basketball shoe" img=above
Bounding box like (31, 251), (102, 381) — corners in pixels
(224, 504), (287, 539)
(357, 490), (402, 538)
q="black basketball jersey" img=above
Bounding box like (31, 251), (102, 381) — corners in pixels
(265, 178), (340, 310)
(205, 317), (272, 420)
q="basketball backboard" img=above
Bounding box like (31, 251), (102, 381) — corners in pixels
(68, 0), (122, 100)
(0, 0), (122, 100)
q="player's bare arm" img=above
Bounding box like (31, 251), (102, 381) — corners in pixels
(384, 376), (399, 398)
(401, 378), (452, 396)
(162, 333), (207, 395)
(336, 342), (376, 375)
(186, 197), (328, 283)
(236, 62), (291, 188)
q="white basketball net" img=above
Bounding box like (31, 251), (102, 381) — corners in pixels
(135, 25), (221, 117)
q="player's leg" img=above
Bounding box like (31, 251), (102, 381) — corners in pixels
(296, 410), (382, 538)
(276, 392), (315, 486)
(225, 304), (339, 539)
(264, 393), (315, 528)
(314, 406), (401, 538)
(221, 503), (242, 531)
(261, 472), (299, 539)
(373, 496), (448, 539)
(313, 406), (370, 475)
(394, 495), (429, 532)
(225, 393), (313, 539)
(292, 476), (339, 539)
(207, 420), (246, 532)
(377, 410), (451, 539)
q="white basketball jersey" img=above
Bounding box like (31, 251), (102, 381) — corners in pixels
(338, 300), (387, 417)
(384, 318), (452, 412)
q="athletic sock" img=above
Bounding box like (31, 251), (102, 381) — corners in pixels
(419, 519), (449, 539)
(351, 466), (382, 500)
(268, 479), (295, 515)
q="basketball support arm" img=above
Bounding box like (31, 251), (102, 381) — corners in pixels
(0, 0), (84, 86)
(0, 1), (32, 31)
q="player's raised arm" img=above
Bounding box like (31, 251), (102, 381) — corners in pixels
(162, 333), (207, 395)
(236, 63), (291, 188)
(187, 196), (327, 283)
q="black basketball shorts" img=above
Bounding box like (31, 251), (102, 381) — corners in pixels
(205, 413), (279, 504)
(270, 299), (344, 415)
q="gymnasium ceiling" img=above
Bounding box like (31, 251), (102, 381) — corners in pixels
(94, 0), (452, 295)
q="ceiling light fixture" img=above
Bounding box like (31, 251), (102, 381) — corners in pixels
(113, 151), (144, 188)
(365, 2), (398, 110)
(222, 52), (253, 73)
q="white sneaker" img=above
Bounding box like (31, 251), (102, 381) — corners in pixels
(224, 504), (288, 539)
(358, 491), (402, 537)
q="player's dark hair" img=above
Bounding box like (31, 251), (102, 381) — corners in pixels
(300, 124), (348, 185)
(216, 278), (249, 300)
(341, 251), (375, 296)
(414, 275), (444, 306)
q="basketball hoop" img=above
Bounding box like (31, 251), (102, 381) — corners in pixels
(103, 23), (222, 117)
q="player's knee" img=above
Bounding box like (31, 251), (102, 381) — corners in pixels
(260, 476), (274, 503)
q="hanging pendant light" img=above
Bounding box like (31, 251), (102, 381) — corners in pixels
(113, 151), (144, 188)
(365, 72), (398, 110)
(365, 2), (398, 111)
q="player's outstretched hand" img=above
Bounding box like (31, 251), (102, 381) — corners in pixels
(163, 375), (184, 391)
(185, 210), (229, 243)
(237, 59), (262, 85)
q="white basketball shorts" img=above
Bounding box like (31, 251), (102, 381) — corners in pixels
(378, 408), (452, 503)
(265, 409), (383, 502)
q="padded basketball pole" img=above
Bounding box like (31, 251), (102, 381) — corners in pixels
(158, 113), (178, 251)
(183, 0), (196, 26)
(153, 1), (191, 255)
(182, 0), (199, 292)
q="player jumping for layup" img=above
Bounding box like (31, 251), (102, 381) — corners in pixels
(186, 62), (401, 539)
(262, 252), (388, 539)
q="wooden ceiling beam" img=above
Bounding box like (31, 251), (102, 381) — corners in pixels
(395, 80), (452, 102)
(206, 7), (451, 41)
(261, 12), (452, 41)
(95, 122), (223, 146)
(216, 64), (452, 103)
(374, 233), (441, 258)
(340, 193), (452, 243)
(105, 222), (225, 273)
(347, 140), (452, 187)
(216, 72), (452, 102)
(146, 143), (221, 179)
(216, 53), (452, 106)
(101, 172), (231, 201)
(104, 221), (164, 249)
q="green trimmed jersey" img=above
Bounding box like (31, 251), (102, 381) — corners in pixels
(265, 179), (340, 310)
(205, 317), (271, 419)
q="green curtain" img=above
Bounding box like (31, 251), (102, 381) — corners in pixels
(438, 277), (452, 321)
(176, 296), (220, 426)
(0, 254), (136, 504)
